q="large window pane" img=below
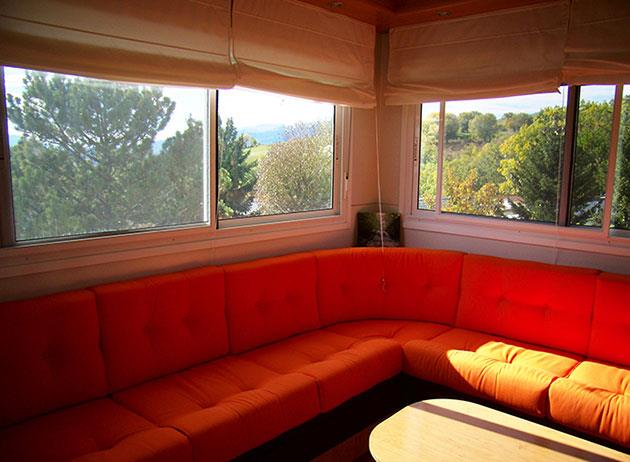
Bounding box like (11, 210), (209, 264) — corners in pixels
(569, 85), (615, 227)
(440, 91), (567, 222)
(4, 67), (207, 242)
(418, 102), (439, 210)
(217, 87), (334, 220)
(611, 85), (630, 233)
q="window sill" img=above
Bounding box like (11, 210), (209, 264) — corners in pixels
(0, 212), (350, 279)
(404, 212), (630, 258)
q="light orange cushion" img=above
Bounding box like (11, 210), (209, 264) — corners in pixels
(114, 356), (319, 461)
(549, 361), (630, 446)
(242, 330), (402, 412)
(404, 328), (580, 416)
(326, 320), (450, 345)
(0, 399), (191, 462)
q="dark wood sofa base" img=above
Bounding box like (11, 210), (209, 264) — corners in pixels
(237, 374), (629, 461)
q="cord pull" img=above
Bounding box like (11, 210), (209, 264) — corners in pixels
(381, 276), (387, 292)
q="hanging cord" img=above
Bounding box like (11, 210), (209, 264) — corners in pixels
(374, 110), (387, 293)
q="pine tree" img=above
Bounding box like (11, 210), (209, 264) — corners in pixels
(6, 71), (208, 239)
(217, 116), (257, 217)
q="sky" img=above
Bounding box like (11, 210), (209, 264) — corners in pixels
(3, 67), (333, 141)
(428, 85), (618, 118)
(4, 66), (623, 139)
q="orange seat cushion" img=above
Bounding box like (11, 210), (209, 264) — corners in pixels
(326, 320), (450, 345)
(0, 399), (191, 462)
(315, 248), (464, 325)
(0, 290), (108, 427)
(456, 255), (598, 355)
(242, 330), (402, 412)
(549, 361), (630, 447)
(224, 253), (321, 353)
(94, 266), (228, 391)
(404, 328), (580, 416)
(589, 273), (630, 367)
(114, 356), (319, 461)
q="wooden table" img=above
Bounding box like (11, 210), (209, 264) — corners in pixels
(369, 399), (629, 461)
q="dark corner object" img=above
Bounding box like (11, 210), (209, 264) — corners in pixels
(357, 212), (402, 247)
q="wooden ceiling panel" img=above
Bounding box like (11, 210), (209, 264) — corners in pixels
(297, 0), (552, 31)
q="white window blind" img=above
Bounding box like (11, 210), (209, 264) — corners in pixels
(563, 0), (630, 85)
(232, 0), (376, 108)
(0, 0), (235, 88)
(385, 1), (569, 105)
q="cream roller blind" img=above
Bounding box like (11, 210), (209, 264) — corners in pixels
(385, 1), (569, 105)
(563, 0), (630, 85)
(233, 0), (376, 108)
(0, 0), (235, 88)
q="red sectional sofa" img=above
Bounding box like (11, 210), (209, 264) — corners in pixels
(0, 247), (628, 461)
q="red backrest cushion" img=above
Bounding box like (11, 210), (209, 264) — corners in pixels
(456, 255), (598, 355)
(316, 248), (465, 325)
(589, 273), (630, 366)
(225, 252), (320, 353)
(0, 291), (108, 427)
(94, 266), (227, 391)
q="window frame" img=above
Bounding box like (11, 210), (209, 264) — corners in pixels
(400, 85), (630, 257)
(0, 68), (352, 277)
(215, 91), (342, 229)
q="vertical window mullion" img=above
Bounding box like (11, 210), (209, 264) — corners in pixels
(602, 85), (624, 235)
(435, 101), (446, 214)
(0, 68), (16, 247)
(412, 105), (421, 214)
(209, 89), (218, 231)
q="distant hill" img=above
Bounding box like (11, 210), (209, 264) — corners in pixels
(240, 124), (284, 145)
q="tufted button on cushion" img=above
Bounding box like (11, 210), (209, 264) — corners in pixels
(404, 328), (581, 417)
(316, 248), (465, 325)
(114, 356), (319, 462)
(0, 290), (108, 427)
(225, 253), (320, 353)
(95, 266), (227, 391)
(588, 273), (630, 366)
(550, 361), (630, 446)
(456, 255), (598, 355)
(0, 399), (191, 462)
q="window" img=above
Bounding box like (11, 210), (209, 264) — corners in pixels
(416, 85), (629, 239)
(3, 67), (208, 243)
(0, 67), (345, 246)
(418, 102), (439, 211)
(611, 86), (630, 235)
(569, 85), (615, 227)
(216, 88), (337, 225)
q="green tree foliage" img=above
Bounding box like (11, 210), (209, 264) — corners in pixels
(156, 118), (205, 224)
(217, 116), (257, 218)
(570, 100), (613, 226)
(457, 111), (481, 139)
(419, 112), (439, 209)
(612, 95), (630, 229)
(254, 121), (333, 214)
(7, 72), (211, 240)
(499, 107), (565, 222)
(469, 113), (498, 143)
(444, 113), (460, 142)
